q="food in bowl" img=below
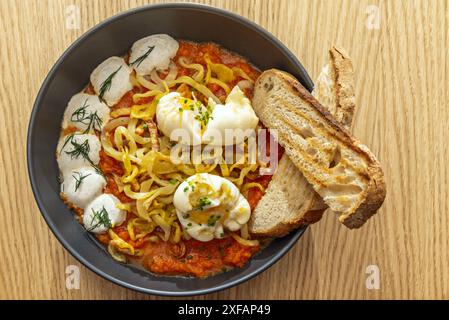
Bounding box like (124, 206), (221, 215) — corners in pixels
(55, 33), (386, 279)
(56, 34), (280, 278)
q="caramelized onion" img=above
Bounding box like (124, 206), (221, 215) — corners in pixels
(230, 232), (259, 247)
(169, 242), (186, 258)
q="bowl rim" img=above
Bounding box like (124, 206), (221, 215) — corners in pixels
(27, 2), (311, 296)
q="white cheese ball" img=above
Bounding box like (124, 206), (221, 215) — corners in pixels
(61, 167), (106, 209)
(90, 56), (132, 107)
(173, 173), (251, 242)
(83, 194), (126, 234)
(62, 93), (110, 132)
(129, 34), (179, 76)
(57, 133), (101, 173)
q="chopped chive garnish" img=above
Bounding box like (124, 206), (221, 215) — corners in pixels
(197, 197), (212, 211)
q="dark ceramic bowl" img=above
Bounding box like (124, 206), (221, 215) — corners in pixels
(27, 3), (312, 296)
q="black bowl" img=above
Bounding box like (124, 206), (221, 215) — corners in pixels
(27, 3), (313, 296)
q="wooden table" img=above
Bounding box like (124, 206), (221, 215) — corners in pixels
(0, 0), (447, 300)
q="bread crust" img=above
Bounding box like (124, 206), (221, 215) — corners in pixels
(253, 69), (386, 230)
(338, 145), (386, 228)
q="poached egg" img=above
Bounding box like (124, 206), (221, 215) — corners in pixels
(155, 85), (259, 146)
(202, 85), (259, 146)
(173, 173), (251, 242)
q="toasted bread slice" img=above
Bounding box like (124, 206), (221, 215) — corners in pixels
(249, 47), (357, 236)
(250, 70), (386, 229)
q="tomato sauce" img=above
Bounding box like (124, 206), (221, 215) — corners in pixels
(96, 40), (283, 277)
(138, 237), (259, 278)
(98, 150), (134, 203)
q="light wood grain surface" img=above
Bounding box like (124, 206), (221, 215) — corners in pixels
(0, 0), (448, 300)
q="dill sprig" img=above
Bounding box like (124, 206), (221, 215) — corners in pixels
(84, 111), (103, 133)
(61, 133), (75, 151)
(130, 46), (155, 68)
(72, 171), (91, 192)
(70, 99), (103, 133)
(65, 138), (91, 162)
(88, 206), (111, 231)
(70, 99), (89, 123)
(98, 66), (122, 102)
